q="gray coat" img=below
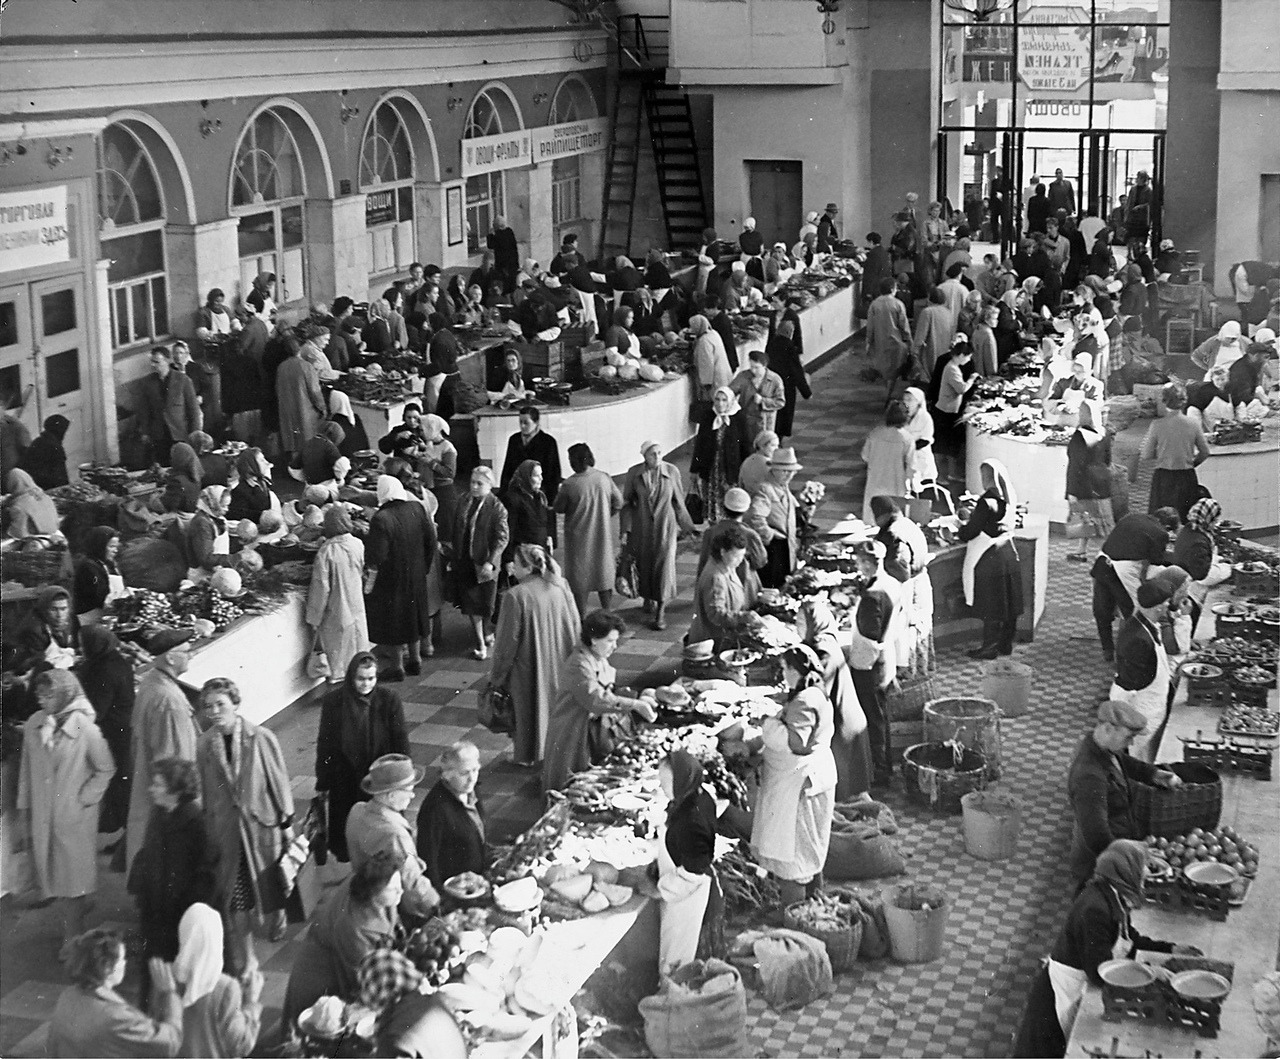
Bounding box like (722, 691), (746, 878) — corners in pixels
(553, 468), (623, 600)
(276, 355), (325, 453)
(621, 461), (693, 603)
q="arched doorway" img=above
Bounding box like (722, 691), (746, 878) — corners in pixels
(463, 84), (523, 255)
(359, 93), (438, 281)
(548, 75), (598, 239)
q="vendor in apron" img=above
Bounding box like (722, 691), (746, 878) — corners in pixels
(1174, 498), (1233, 636)
(871, 496), (934, 676)
(1109, 577), (1176, 764)
(1089, 509), (1180, 660)
(73, 526), (129, 626)
(1013, 839), (1187, 1059)
(183, 485), (235, 584)
(846, 540), (901, 784)
(656, 750), (724, 973)
(1044, 352), (1105, 425)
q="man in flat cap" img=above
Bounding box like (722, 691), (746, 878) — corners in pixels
(1067, 698), (1181, 889)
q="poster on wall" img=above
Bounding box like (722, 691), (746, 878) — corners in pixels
(1018, 23), (1091, 95)
(446, 185), (464, 247)
(0, 185), (70, 275)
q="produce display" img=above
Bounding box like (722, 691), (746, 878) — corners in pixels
(1208, 420), (1263, 446)
(1218, 704), (1279, 737)
(334, 368), (415, 406)
(1145, 827), (1260, 879)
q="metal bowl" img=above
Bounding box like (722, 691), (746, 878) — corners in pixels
(1184, 860), (1239, 888)
(1170, 969), (1231, 1001)
(1098, 959), (1157, 990)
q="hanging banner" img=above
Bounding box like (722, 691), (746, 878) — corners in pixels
(1018, 24), (1091, 95)
(0, 185), (69, 274)
(461, 130), (533, 178)
(531, 117), (608, 164)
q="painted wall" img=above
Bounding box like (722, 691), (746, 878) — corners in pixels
(1163, 0), (1221, 284)
(1218, 0), (1280, 82)
(1214, 93), (1280, 283)
(670, 0), (845, 72)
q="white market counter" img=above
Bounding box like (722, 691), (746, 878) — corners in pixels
(796, 281), (856, 366)
(966, 427), (1071, 527)
(1194, 432), (1280, 532)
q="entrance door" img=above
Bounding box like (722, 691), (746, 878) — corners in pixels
(1078, 131), (1111, 224)
(746, 160), (803, 249)
(0, 279), (91, 477)
(1000, 130), (1025, 256)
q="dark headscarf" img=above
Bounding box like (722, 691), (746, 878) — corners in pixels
(429, 321), (460, 374)
(35, 584), (71, 625)
(511, 459), (541, 497)
(79, 624), (121, 663)
(781, 643), (824, 692)
(869, 495), (900, 520)
(81, 525), (119, 566)
(340, 651), (380, 765)
(665, 749), (705, 814)
(235, 447), (268, 487)
(321, 421), (346, 448)
(32, 669), (83, 716)
(323, 505), (353, 538)
(43, 414), (71, 441)
(1093, 838), (1148, 906)
(169, 442), (202, 486)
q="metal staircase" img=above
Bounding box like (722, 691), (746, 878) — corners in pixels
(598, 15), (709, 261)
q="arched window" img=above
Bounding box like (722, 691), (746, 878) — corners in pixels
(98, 122), (169, 352)
(360, 101), (416, 276)
(231, 108), (308, 305)
(547, 78), (597, 233)
(464, 87), (519, 254)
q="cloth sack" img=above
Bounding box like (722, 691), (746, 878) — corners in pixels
(734, 928), (833, 1011)
(638, 959), (748, 1059)
(824, 800), (906, 881)
(847, 889), (892, 959)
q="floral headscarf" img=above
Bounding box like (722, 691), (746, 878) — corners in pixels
(1186, 497), (1221, 535)
(197, 485), (228, 525)
(511, 459), (542, 497)
(712, 386), (741, 430)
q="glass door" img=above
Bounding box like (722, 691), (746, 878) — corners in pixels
(1078, 130), (1111, 224)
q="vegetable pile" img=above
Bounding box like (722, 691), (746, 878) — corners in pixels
(1145, 827), (1260, 877)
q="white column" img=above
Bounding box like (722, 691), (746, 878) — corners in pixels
(92, 257), (120, 465)
(305, 195), (368, 305)
(164, 217), (239, 339)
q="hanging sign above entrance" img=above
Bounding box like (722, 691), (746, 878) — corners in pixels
(0, 185), (70, 275)
(531, 118), (608, 164)
(462, 130), (533, 178)
(1018, 23), (1091, 95)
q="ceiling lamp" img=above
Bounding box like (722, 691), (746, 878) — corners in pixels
(816, 0), (841, 35)
(943, 0), (1015, 22)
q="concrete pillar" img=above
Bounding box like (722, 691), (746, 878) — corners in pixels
(164, 218), (239, 340)
(526, 163), (555, 265)
(93, 258), (120, 465)
(305, 195), (367, 305)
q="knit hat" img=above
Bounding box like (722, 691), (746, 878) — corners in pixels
(723, 487), (751, 514)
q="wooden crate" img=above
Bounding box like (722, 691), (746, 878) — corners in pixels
(522, 339), (566, 382)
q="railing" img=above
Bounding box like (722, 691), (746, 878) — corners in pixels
(615, 13), (669, 70)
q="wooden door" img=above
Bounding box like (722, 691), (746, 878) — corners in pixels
(746, 160), (803, 249)
(30, 277), (90, 475)
(0, 284), (40, 452)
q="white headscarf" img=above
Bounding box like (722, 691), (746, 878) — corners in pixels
(902, 386), (933, 446)
(328, 389), (355, 421)
(712, 385), (741, 430)
(376, 474), (409, 506)
(174, 904), (223, 1008)
(421, 413), (451, 441)
(980, 458), (1018, 532)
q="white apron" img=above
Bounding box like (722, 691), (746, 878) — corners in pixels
(1047, 929), (1129, 1035)
(1111, 559), (1149, 607)
(187, 523), (230, 583)
(895, 569), (934, 673)
(79, 572), (128, 626)
(1187, 541), (1232, 609)
(1109, 619), (1169, 764)
(656, 832), (712, 974)
(846, 576), (900, 674)
(962, 531), (1008, 607)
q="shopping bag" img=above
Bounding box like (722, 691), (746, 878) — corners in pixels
(615, 546), (640, 599)
(305, 635), (331, 680)
(686, 490), (706, 527)
(479, 684), (515, 735)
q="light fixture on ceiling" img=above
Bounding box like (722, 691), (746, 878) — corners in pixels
(816, 0), (841, 36)
(943, 0), (1015, 22)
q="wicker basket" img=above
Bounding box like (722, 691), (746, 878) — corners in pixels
(886, 673), (937, 722)
(901, 742), (988, 815)
(782, 899), (864, 974)
(1131, 761), (1222, 839)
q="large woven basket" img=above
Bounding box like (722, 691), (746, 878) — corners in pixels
(886, 673), (937, 722)
(782, 899), (864, 974)
(1131, 761), (1222, 838)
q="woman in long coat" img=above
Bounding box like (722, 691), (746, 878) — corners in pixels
(18, 670), (116, 954)
(315, 652), (410, 863)
(503, 458), (553, 558)
(195, 677), (294, 976)
(365, 475), (437, 680)
(860, 400), (913, 525)
(690, 386), (751, 525)
(488, 545), (581, 767)
(275, 345), (326, 458)
(542, 611), (657, 791)
(306, 506), (370, 682)
(553, 443), (623, 613)
(77, 626), (135, 836)
(452, 466), (510, 660)
(621, 441), (694, 631)
(798, 600), (871, 801)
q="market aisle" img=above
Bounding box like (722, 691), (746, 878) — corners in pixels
(0, 341), (1142, 1057)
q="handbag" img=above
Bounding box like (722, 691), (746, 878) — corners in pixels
(1064, 512), (1095, 539)
(306, 634), (331, 680)
(615, 545), (640, 599)
(686, 490), (706, 526)
(479, 683), (515, 735)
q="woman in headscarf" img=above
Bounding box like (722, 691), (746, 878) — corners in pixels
(174, 904), (263, 1058)
(4, 467), (61, 538)
(503, 457), (553, 566)
(315, 653), (410, 865)
(73, 526), (127, 624)
(959, 458), (1023, 659)
(738, 429), (779, 494)
(226, 447), (281, 524)
(1173, 496), (1231, 635)
(10, 584), (79, 677)
(183, 485), (234, 582)
(77, 626), (134, 836)
(622, 441), (695, 631)
(327, 389), (369, 457)
(690, 385), (751, 525)
(291, 420), (346, 487)
(604, 306), (637, 359)
(688, 313), (731, 404)
(366, 474), (437, 680)
(188, 430), (230, 487)
(361, 298), (396, 355)
(1191, 319), (1249, 376)
(749, 644), (838, 905)
(18, 669), (115, 959)
(417, 413), (458, 536)
(162, 442), (202, 515)
(871, 495), (935, 677)
(900, 386), (937, 491)
(488, 544), (581, 768)
(307, 505), (371, 683)
(656, 749), (725, 972)
(995, 289), (1024, 365)
(1013, 839), (1184, 1058)
(1064, 400), (1113, 563)
(19, 414), (71, 489)
(451, 466), (509, 660)
(797, 599), (871, 801)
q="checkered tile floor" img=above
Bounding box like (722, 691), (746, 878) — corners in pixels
(0, 337), (1234, 1057)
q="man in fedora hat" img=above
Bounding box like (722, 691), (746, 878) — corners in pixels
(416, 742), (487, 891)
(125, 629), (197, 874)
(816, 202), (840, 254)
(697, 486), (767, 603)
(348, 754), (439, 919)
(747, 447), (802, 588)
